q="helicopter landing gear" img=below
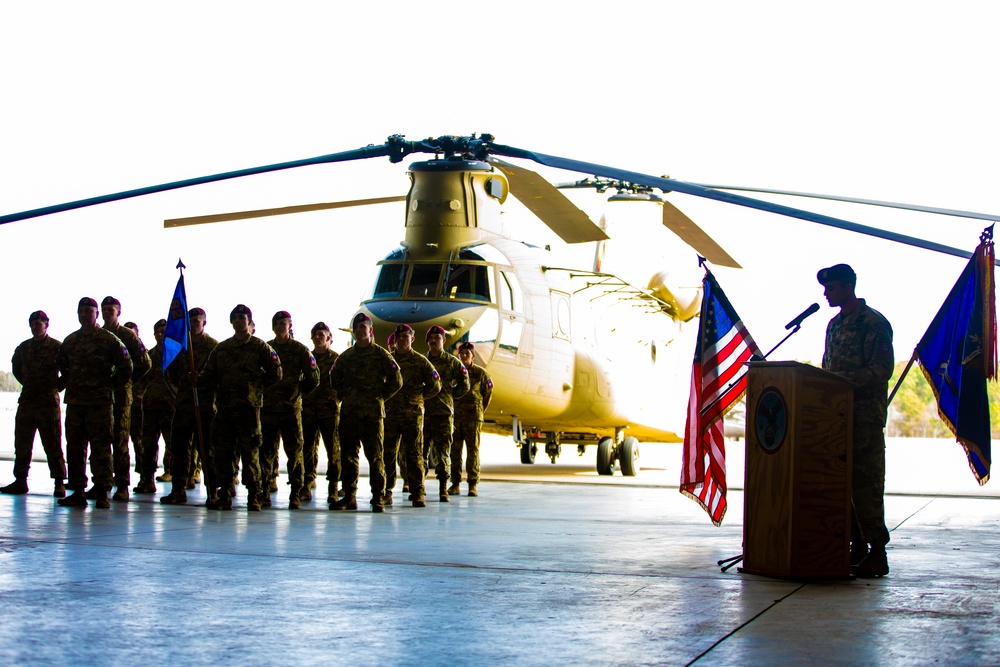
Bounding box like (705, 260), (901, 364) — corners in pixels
(519, 441), (537, 464)
(620, 436), (640, 477)
(544, 433), (561, 464)
(596, 437), (616, 476)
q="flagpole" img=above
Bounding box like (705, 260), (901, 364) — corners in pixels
(887, 352), (917, 406)
(176, 259), (214, 498)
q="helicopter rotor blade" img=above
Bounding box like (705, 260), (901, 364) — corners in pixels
(491, 143), (994, 265)
(688, 184), (1000, 222)
(164, 196), (406, 228)
(489, 158), (608, 244)
(660, 200), (741, 268)
(0, 142), (405, 226)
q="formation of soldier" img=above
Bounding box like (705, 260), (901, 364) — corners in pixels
(2, 299), (494, 514)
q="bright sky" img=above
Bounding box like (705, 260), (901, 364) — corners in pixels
(1, 2), (998, 376)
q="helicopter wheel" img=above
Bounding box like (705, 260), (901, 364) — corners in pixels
(596, 437), (616, 476)
(620, 436), (640, 477)
(519, 442), (537, 464)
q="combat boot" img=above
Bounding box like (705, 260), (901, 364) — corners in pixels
(852, 547), (889, 578)
(205, 491), (220, 510)
(133, 478), (156, 494)
(402, 483), (409, 494)
(468, 484), (478, 497)
(412, 496), (427, 508)
(95, 490), (111, 509)
(217, 491), (233, 511)
(260, 492), (272, 509)
(160, 490), (188, 505)
(371, 498), (384, 513)
(53, 480), (66, 498)
(58, 490), (88, 507)
(288, 491), (301, 510)
(85, 485), (105, 500)
(1, 479), (29, 495)
(331, 493), (357, 511)
(381, 493), (393, 507)
(439, 481), (449, 503)
(112, 487), (130, 502)
(269, 478), (279, 493)
(327, 481), (338, 504)
(186, 477), (197, 490)
(299, 487), (312, 502)
(155, 472), (172, 482)
(447, 483), (460, 496)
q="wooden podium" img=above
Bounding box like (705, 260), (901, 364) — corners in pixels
(740, 361), (854, 579)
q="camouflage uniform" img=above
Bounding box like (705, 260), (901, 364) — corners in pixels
(167, 331), (219, 489)
(330, 343), (402, 502)
(424, 350), (470, 495)
(10, 334), (66, 483)
(199, 335), (281, 505)
(136, 344), (176, 483)
(129, 378), (145, 475)
(452, 363), (493, 490)
(302, 348), (340, 494)
(822, 299), (894, 549)
(384, 349), (441, 500)
(57, 328), (132, 493)
(260, 338), (319, 503)
(103, 322), (151, 490)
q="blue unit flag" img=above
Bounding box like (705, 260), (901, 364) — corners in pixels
(162, 274), (190, 374)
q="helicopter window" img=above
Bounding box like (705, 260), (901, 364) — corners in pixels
(406, 264), (442, 298)
(445, 263), (491, 302)
(373, 263), (408, 298)
(498, 320), (522, 355)
(499, 270), (522, 313)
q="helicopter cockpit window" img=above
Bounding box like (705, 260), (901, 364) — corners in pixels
(406, 264), (442, 298)
(444, 263), (490, 302)
(373, 263), (408, 298)
(499, 270), (523, 313)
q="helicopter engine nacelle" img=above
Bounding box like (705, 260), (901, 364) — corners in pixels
(647, 270), (702, 321)
(403, 157), (509, 259)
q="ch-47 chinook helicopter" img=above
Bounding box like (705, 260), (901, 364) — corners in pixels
(2, 133), (997, 476)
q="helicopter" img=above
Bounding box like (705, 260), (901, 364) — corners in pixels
(2, 133), (997, 476)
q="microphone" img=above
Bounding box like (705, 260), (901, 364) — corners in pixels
(785, 303), (820, 330)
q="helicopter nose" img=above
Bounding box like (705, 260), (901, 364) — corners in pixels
(359, 299), (489, 342)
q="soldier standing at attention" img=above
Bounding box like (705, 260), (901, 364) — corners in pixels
(818, 264), (894, 578)
(302, 322), (340, 504)
(161, 308), (218, 506)
(423, 325), (470, 502)
(384, 324), (440, 508)
(57, 298), (132, 508)
(2, 311), (67, 497)
(450, 342), (493, 498)
(133, 320), (176, 494)
(260, 311), (319, 510)
(98, 296), (151, 502)
(330, 313), (402, 512)
(123, 322), (156, 486)
(198, 304), (281, 511)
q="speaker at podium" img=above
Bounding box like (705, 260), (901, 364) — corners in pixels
(740, 360), (855, 579)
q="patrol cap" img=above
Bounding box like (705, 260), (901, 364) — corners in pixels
(272, 310), (292, 326)
(352, 312), (372, 328)
(188, 307), (206, 318)
(230, 304), (253, 322)
(817, 264), (857, 287)
(425, 325), (447, 341)
(394, 323), (414, 336)
(154, 318), (167, 330)
(458, 342), (475, 353)
(124, 321), (139, 333)
(28, 310), (49, 323)
(78, 297), (98, 310)
(311, 321), (331, 336)
(102, 296), (121, 310)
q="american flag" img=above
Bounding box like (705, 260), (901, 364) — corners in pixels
(681, 271), (760, 526)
